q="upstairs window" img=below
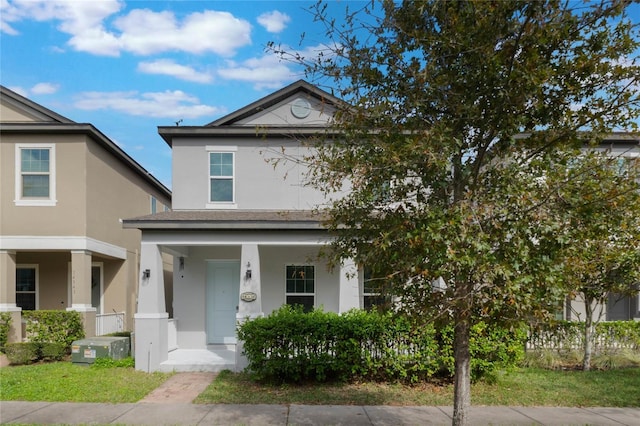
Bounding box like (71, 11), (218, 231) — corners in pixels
(285, 265), (315, 312)
(151, 196), (157, 214)
(209, 152), (234, 203)
(15, 144), (56, 206)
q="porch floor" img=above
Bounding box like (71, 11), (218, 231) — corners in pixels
(159, 347), (236, 373)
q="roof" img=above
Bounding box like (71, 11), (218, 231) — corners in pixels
(0, 86), (171, 200)
(0, 85), (73, 123)
(158, 80), (347, 147)
(122, 209), (328, 230)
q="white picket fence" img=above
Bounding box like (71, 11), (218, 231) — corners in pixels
(96, 312), (125, 336)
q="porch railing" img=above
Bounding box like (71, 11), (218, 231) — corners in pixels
(96, 312), (125, 336)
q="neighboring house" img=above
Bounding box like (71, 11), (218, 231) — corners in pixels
(124, 80), (640, 373)
(564, 136), (640, 323)
(0, 86), (172, 343)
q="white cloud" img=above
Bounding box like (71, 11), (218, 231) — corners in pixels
(31, 82), (60, 94)
(257, 10), (290, 33)
(218, 53), (298, 90)
(1, 1), (252, 57)
(114, 9), (251, 56)
(73, 90), (224, 119)
(138, 59), (213, 83)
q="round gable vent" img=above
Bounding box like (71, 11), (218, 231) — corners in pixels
(291, 98), (311, 119)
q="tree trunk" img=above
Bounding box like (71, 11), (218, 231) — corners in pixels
(583, 296), (594, 371)
(452, 305), (471, 425)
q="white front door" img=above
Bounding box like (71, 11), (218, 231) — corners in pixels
(206, 260), (240, 344)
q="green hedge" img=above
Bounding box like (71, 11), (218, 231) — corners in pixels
(4, 342), (69, 365)
(528, 320), (640, 353)
(0, 312), (12, 352)
(23, 310), (85, 346)
(238, 306), (526, 383)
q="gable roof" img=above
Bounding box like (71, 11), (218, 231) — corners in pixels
(158, 80), (346, 147)
(0, 85), (74, 123)
(0, 86), (171, 199)
(206, 79), (346, 127)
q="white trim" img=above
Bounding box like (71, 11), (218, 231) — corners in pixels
(16, 264), (38, 310)
(14, 143), (57, 206)
(0, 236), (127, 259)
(206, 145), (238, 152)
(67, 305), (97, 312)
(135, 312), (169, 319)
(140, 231), (331, 246)
(284, 264), (316, 309)
(208, 151), (235, 205)
(0, 304), (22, 312)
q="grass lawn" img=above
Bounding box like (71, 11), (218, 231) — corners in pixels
(2, 362), (639, 407)
(0, 361), (170, 403)
(194, 368), (640, 407)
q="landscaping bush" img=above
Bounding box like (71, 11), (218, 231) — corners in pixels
(4, 342), (40, 365)
(0, 312), (12, 352)
(23, 310), (85, 346)
(39, 342), (69, 361)
(438, 322), (528, 381)
(238, 306), (522, 383)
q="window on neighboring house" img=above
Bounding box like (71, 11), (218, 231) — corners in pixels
(16, 266), (37, 310)
(363, 268), (391, 312)
(285, 265), (315, 312)
(151, 196), (157, 214)
(15, 144), (56, 206)
(209, 152), (234, 203)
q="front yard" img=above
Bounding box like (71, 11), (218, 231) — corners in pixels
(1, 361), (639, 407)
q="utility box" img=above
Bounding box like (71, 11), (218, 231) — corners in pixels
(71, 336), (130, 365)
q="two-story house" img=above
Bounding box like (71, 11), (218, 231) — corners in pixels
(0, 86), (172, 342)
(123, 80), (363, 372)
(124, 80), (640, 373)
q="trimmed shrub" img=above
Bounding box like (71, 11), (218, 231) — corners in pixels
(0, 312), (12, 352)
(40, 342), (69, 361)
(238, 306), (522, 383)
(23, 310), (84, 346)
(438, 322), (528, 381)
(4, 342), (39, 365)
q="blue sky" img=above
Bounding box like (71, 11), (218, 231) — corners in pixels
(1, 0), (363, 188)
(2, 1), (639, 189)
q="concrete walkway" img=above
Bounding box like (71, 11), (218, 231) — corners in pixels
(2, 373), (639, 425)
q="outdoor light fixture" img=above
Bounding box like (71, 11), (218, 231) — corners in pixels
(143, 269), (150, 279)
(245, 262), (252, 279)
(179, 257), (185, 271)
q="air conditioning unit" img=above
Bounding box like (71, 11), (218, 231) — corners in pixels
(71, 336), (129, 365)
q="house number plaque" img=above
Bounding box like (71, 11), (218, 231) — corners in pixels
(241, 292), (257, 302)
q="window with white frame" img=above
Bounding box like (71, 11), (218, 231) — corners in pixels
(285, 265), (315, 312)
(15, 144), (56, 206)
(363, 267), (391, 312)
(16, 265), (37, 310)
(150, 196), (157, 214)
(209, 151), (234, 203)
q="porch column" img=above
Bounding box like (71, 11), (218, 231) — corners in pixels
(67, 250), (96, 338)
(134, 242), (168, 372)
(0, 250), (21, 343)
(236, 243), (264, 371)
(339, 258), (360, 313)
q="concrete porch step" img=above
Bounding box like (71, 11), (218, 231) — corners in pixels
(159, 349), (236, 373)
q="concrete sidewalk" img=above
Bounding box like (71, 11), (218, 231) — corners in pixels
(2, 401), (639, 425)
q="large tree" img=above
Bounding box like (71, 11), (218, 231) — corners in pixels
(279, 1), (640, 424)
(550, 148), (640, 371)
